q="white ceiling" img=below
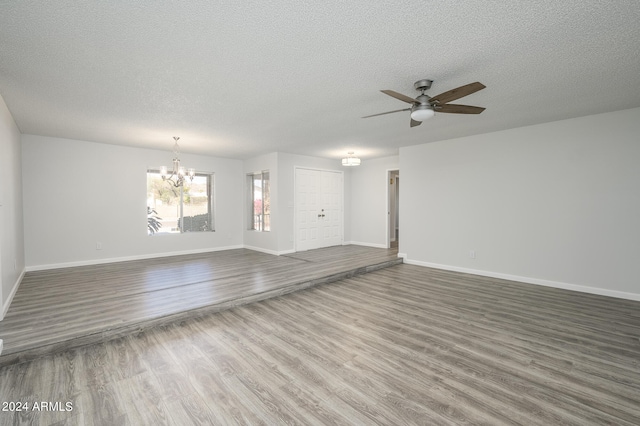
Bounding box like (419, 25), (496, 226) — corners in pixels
(1, 1), (639, 161)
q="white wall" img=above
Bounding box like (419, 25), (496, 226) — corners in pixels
(349, 155), (399, 248)
(400, 107), (640, 300)
(0, 94), (25, 318)
(277, 153), (351, 253)
(20, 139), (356, 267)
(22, 135), (244, 269)
(243, 152), (279, 254)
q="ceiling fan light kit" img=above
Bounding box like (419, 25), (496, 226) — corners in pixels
(363, 79), (486, 127)
(410, 104), (435, 121)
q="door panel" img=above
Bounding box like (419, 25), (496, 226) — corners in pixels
(296, 168), (343, 251)
(320, 170), (343, 246)
(295, 168), (320, 251)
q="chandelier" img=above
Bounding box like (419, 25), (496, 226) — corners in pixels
(341, 151), (361, 167)
(160, 137), (195, 187)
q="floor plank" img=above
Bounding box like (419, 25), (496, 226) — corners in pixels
(1, 255), (639, 424)
(0, 246), (401, 365)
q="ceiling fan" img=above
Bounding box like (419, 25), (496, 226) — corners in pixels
(363, 79), (486, 127)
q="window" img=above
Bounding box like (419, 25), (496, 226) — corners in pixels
(147, 170), (214, 234)
(247, 171), (270, 231)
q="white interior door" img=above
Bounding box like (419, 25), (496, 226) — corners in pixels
(295, 168), (321, 251)
(296, 168), (343, 251)
(319, 170), (343, 247)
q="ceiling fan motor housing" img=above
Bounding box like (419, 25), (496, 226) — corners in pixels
(416, 93), (432, 105)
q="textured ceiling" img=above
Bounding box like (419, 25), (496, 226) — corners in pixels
(1, 1), (639, 160)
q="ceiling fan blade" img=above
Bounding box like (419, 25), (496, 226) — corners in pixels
(381, 90), (419, 104)
(362, 108), (410, 119)
(429, 82), (485, 105)
(410, 118), (422, 127)
(436, 104), (485, 114)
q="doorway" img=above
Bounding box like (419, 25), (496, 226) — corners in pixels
(295, 167), (344, 251)
(388, 170), (399, 249)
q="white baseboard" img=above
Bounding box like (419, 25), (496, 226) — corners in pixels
(25, 245), (245, 272)
(347, 241), (388, 249)
(247, 242), (391, 255)
(1, 268), (25, 321)
(403, 258), (640, 302)
(242, 245), (296, 256)
(243, 245), (279, 256)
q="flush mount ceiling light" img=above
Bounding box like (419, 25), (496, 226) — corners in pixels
(341, 152), (361, 167)
(160, 137), (195, 187)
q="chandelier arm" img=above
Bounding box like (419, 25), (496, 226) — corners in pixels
(162, 173), (184, 188)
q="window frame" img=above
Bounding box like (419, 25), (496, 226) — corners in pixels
(247, 170), (270, 232)
(147, 169), (215, 235)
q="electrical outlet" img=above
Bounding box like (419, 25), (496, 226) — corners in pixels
(469, 250), (476, 259)
(96, 242), (103, 250)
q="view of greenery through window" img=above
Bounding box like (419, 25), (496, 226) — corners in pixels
(147, 171), (214, 234)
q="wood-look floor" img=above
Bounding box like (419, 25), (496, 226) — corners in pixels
(0, 246), (401, 365)
(1, 264), (639, 425)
